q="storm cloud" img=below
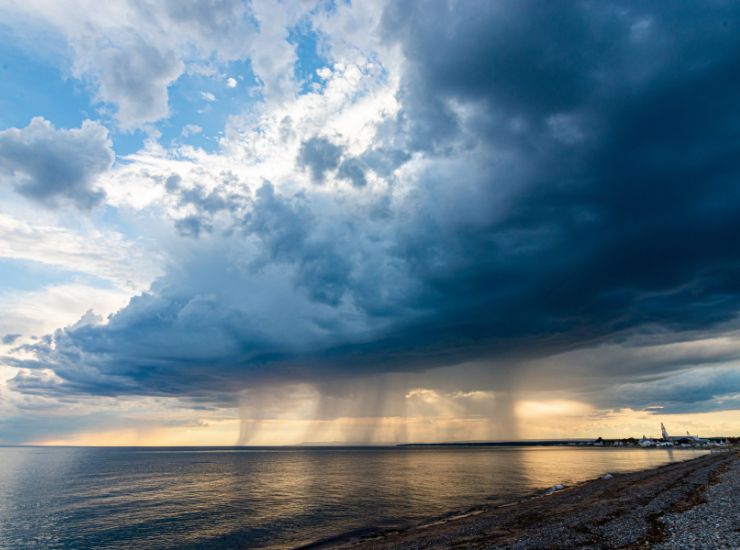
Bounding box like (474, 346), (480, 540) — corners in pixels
(297, 136), (343, 183)
(6, 1), (740, 416)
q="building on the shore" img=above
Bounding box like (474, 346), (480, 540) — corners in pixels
(585, 423), (728, 448)
(661, 423), (706, 444)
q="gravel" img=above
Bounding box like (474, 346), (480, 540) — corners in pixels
(655, 455), (739, 550)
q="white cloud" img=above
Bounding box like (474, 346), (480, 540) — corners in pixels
(201, 91), (217, 102)
(247, 0), (315, 103)
(0, 212), (161, 286)
(0, 0), (257, 128)
(316, 67), (332, 80)
(0, 282), (132, 337)
(0, 0), (396, 132)
(93, 39), (185, 129)
(181, 124), (203, 137)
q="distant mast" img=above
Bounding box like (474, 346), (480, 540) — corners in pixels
(661, 422), (670, 441)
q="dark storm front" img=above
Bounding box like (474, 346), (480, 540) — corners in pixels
(0, 446), (707, 549)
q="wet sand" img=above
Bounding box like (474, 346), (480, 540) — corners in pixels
(306, 450), (738, 549)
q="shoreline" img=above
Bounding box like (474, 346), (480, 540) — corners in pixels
(303, 450), (738, 549)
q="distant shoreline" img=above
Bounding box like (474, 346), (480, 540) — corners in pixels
(398, 436), (735, 449)
(398, 440), (594, 447)
(4, 437), (734, 449)
(305, 450), (738, 549)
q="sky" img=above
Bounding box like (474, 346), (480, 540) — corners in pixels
(1, 0), (739, 445)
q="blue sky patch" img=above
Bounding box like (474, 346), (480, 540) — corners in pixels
(289, 22), (331, 95)
(158, 58), (260, 153)
(0, 31), (90, 132)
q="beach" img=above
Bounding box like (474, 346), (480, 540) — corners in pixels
(312, 450), (739, 549)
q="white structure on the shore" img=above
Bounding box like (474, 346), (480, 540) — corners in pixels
(639, 435), (655, 447)
(661, 423), (705, 443)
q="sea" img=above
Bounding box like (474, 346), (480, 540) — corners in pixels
(0, 446), (708, 549)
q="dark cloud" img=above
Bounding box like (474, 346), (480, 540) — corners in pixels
(337, 157), (367, 188)
(361, 146), (410, 178)
(8, 1), (740, 413)
(244, 182), (351, 305)
(167, 176), (247, 238)
(0, 118), (113, 208)
(297, 136), (343, 183)
(2, 334), (21, 345)
(178, 184), (231, 214)
(165, 174), (182, 191)
(604, 366), (740, 414)
(175, 215), (212, 238)
(368, 0), (740, 350)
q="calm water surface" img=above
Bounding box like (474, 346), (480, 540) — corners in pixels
(0, 446), (708, 549)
